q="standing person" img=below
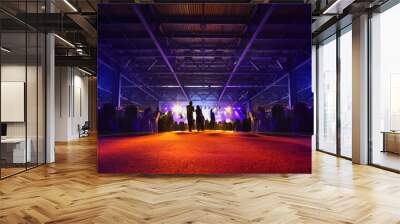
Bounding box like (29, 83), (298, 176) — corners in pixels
(186, 101), (195, 132)
(143, 107), (152, 131)
(152, 108), (160, 133)
(248, 111), (255, 132)
(195, 105), (204, 131)
(166, 111), (174, 131)
(210, 109), (216, 130)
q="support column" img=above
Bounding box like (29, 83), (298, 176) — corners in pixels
(246, 101), (251, 114)
(287, 56), (298, 109)
(352, 14), (369, 164)
(54, 67), (73, 141)
(312, 45), (317, 151)
(46, 28), (55, 163)
(45, 0), (56, 163)
(88, 77), (97, 132)
(288, 72), (297, 109)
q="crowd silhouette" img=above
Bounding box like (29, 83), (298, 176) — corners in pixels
(98, 102), (313, 135)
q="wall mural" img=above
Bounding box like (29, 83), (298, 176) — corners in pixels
(97, 3), (313, 174)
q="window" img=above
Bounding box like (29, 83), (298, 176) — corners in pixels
(370, 2), (400, 171)
(317, 35), (337, 154)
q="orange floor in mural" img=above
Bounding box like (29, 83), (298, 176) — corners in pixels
(98, 131), (311, 174)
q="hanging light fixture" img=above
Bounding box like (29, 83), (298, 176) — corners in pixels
(1, 47), (11, 53)
(63, 0), (78, 12)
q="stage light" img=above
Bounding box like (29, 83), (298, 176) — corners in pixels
(161, 85), (179, 88)
(172, 105), (184, 114)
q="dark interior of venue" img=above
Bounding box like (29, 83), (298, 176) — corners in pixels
(97, 3), (312, 174)
(97, 3), (312, 135)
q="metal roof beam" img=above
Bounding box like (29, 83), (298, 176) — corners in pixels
(122, 85), (267, 88)
(132, 5), (189, 101)
(120, 74), (159, 101)
(247, 57), (311, 102)
(132, 72), (280, 75)
(218, 5), (275, 103)
(158, 16), (249, 25)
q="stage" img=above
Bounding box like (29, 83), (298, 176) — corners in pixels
(98, 131), (311, 174)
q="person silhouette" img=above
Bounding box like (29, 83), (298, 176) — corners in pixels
(195, 105), (204, 131)
(210, 109), (216, 130)
(186, 101), (195, 132)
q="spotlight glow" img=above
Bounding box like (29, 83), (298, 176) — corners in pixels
(172, 105), (184, 114)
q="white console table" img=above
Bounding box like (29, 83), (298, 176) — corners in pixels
(1, 138), (31, 163)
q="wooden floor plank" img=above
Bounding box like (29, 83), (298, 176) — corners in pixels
(0, 135), (400, 224)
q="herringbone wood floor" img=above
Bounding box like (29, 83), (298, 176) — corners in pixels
(1, 135), (400, 224)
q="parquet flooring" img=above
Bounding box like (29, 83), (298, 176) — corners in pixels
(1, 135), (400, 224)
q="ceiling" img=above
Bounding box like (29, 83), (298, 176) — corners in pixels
(98, 3), (311, 106)
(1, 0), (386, 107)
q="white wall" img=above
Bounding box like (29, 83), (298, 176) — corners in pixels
(1, 64), (26, 139)
(1, 64), (36, 137)
(55, 67), (89, 141)
(71, 72), (89, 138)
(1, 63), (46, 164)
(55, 67), (70, 141)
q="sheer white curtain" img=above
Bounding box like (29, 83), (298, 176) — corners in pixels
(340, 29), (352, 158)
(318, 36), (337, 154)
